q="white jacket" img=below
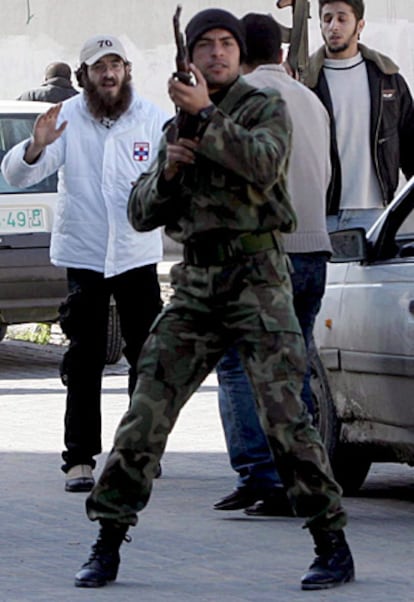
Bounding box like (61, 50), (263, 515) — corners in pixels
(3, 90), (169, 277)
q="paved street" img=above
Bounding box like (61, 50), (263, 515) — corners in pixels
(0, 338), (414, 602)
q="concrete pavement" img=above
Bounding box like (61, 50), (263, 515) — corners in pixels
(1, 337), (414, 601)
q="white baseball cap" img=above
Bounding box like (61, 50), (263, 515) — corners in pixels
(79, 34), (128, 65)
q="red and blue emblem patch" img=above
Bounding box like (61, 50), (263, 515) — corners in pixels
(133, 142), (150, 161)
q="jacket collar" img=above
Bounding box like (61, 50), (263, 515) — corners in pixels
(216, 75), (260, 114)
(307, 43), (399, 88)
(43, 77), (75, 89)
(250, 64), (286, 74)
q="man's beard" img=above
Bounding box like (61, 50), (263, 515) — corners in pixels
(324, 24), (359, 55)
(327, 41), (351, 54)
(84, 74), (132, 120)
(204, 71), (239, 93)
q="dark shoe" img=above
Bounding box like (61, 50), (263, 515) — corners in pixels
(154, 462), (162, 479)
(244, 488), (294, 517)
(65, 464), (95, 492)
(213, 488), (264, 511)
(75, 522), (130, 588)
(301, 529), (355, 590)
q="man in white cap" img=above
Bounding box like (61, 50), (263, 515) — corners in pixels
(2, 34), (169, 492)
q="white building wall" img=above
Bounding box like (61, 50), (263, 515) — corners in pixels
(1, 0), (414, 110)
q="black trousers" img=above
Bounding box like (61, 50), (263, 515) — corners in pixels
(59, 265), (162, 472)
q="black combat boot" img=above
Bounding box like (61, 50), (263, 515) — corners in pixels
(75, 521), (130, 588)
(301, 529), (355, 590)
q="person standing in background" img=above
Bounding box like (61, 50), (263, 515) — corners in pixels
(214, 13), (333, 518)
(308, 0), (414, 232)
(18, 62), (78, 103)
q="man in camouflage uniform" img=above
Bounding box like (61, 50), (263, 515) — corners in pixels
(75, 8), (354, 591)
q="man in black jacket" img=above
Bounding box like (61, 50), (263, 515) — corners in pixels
(307, 0), (414, 231)
(18, 62), (78, 103)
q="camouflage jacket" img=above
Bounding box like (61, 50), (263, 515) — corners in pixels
(128, 76), (296, 244)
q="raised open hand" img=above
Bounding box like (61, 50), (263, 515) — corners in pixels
(24, 103), (68, 164)
(33, 103), (67, 147)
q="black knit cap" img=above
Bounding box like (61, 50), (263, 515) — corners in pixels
(185, 8), (247, 60)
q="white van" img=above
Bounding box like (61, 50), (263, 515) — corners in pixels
(0, 100), (121, 362)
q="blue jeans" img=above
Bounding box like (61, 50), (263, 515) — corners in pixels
(327, 208), (384, 233)
(216, 252), (328, 490)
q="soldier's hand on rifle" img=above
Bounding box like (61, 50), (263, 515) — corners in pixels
(168, 63), (211, 115)
(164, 138), (199, 181)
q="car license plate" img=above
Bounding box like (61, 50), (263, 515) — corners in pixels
(0, 207), (46, 232)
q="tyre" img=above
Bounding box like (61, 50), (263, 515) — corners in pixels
(106, 303), (123, 365)
(328, 445), (371, 496)
(0, 323), (7, 342)
(308, 340), (371, 495)
(309, 339), (339, 460)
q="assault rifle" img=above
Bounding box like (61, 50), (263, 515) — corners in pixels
(166, 5), (199, 142)
(276, 0), (311, 83)
(172, 4), (192, 86)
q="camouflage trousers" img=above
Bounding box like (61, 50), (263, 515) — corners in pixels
(86, 248), (347, 532)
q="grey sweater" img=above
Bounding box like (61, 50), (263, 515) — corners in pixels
(244, 65), (332, 254)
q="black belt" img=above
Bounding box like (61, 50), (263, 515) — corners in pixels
(183, 231), (280, 267)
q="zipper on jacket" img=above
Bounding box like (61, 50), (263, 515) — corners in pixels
(373, 82), (387, 205)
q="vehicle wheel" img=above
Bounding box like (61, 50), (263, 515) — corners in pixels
(0, 323), (7, 342)
(106, 304), (123, 365)
(329, 446), (371, 496)
(308, 341), (371, 495)
(309, 340), (339, 460)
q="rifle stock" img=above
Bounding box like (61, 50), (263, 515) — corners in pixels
(276, 0), (311, 83)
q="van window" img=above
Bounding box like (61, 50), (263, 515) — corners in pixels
(0, 114), (57, 194)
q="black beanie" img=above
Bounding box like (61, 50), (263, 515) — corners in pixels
(185, 8), (246, 60)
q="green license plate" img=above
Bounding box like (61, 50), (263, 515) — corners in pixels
(0, 207), (46, 232)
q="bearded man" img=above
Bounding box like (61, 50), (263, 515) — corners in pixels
(2, 34), (169, 492)
(307, 0), (414, 232)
